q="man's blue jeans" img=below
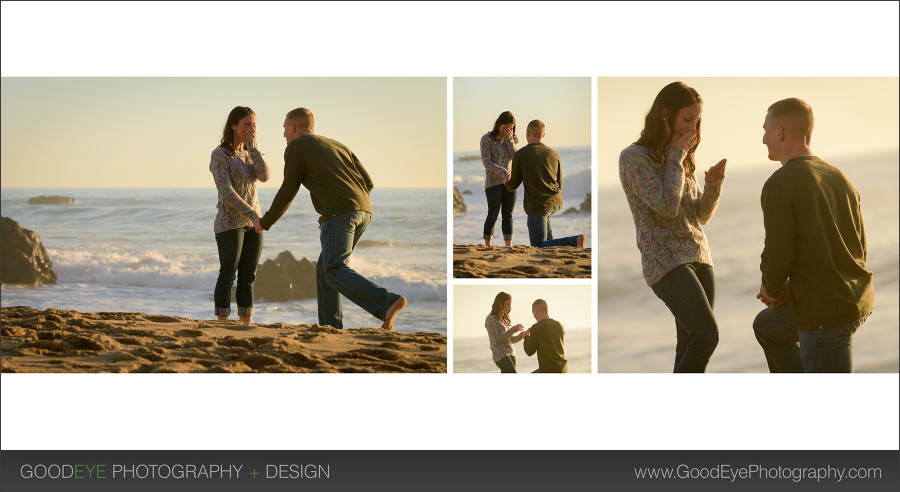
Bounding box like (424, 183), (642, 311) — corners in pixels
(752, 304), (804, 373)
(753, 304), (865, 373)
(527, 204), (579, 248)
(316, 211), (400, 329)
(650, 263), (719, 373)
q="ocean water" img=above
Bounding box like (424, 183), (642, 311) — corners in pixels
(453, 145), (592, 245)
(597, 149), (900, 372)
(454, 327), (591, 374)
(0, 187), (447, 334)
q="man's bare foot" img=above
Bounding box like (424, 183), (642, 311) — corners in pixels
(484, 239), (492, 247)
(382, 296), (407, 330)
(576, 234), (586, 248)
(239, 316), (252, 324)
(217, 316), (228, 321)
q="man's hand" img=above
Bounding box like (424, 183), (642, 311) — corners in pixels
(252, 217), (263, 234)
(757, 280), (789, 308)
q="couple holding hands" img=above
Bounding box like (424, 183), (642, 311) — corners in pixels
(620, 81), (874, 373)
(209, 106), (406, 330)
(479, 112), (586, 249)
(485, 292), (568, 373)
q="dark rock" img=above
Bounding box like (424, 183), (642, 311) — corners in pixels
(462, 190), (472, 195)
(579, 193), (591, 213)
(252, 251), (317, 302)
(28, 195), (75, 205)
(453, 185), (467, 215)
(562, 207), (579, 215)
(1, 217), (58, 286)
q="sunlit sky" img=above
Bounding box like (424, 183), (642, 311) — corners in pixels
(0, 78), (446, 188)
(598, 77), (900, 184)
(453, 284), (591, 339)
(454, 78), (591, 152)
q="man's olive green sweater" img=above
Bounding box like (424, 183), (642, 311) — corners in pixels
(523, 318), (568, 373)
(760, 155), (874, 331)
(260, 134), (373, 229)
(505, 142), (563, 215)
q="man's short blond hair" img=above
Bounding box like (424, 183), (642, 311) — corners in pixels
(532, 299), (548, 313)
(526, 119), (545, 138)
(285, 107), (314, 130)
(767, 98), (814, 144)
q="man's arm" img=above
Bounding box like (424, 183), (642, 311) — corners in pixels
(505, 152), (523, 192)
(259, 146), (304, 230)
(523, 325), (537, 356)
(353, 152), (374, 193)
(759, 183), (794, 298)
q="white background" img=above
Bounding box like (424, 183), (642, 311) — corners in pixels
(2, 1), (898, 451)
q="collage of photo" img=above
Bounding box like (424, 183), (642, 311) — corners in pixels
(1, 77), (897, 376)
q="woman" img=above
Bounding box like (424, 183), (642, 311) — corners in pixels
(210, 106), (270, 323)
(618, 82), (727, 372)
(485, 291), (526, 373)
(480, 111), (518, 247)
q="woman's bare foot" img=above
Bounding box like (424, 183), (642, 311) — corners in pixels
(504, 239), (512, 247)
(382, 296), (408, 330)
(576, 234), (586, 248)
(484, 238), (492, 247)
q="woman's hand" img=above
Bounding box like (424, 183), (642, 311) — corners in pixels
(704, 158), (727, 182)
(512, 324), (524, 332)
(668, 129), (698, 152)
(243, 126), (257, 149)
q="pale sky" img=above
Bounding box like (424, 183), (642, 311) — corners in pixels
(453, 284), (591, 339)
(0, 77), (446, 188)
(598, 77), (900, 185)
(454, 77), (591, 152)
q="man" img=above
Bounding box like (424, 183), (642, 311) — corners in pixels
(505, 120), (585, 248)
(255, 108), (406, 330)
(522, 299), (568, 373)
(754, 98), (874, 372)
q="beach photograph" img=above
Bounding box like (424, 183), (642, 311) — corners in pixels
(453, 78), (592, 278)
(1, 77), (447, 373)
(453, 284), (591, 373)
(597, 77), (899, 373)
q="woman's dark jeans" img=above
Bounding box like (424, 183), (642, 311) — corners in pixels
(483, 184), (516, 241)
(214, 226), (262, 317)
(651, 263), (719, 373)
(495, 355), (517, 373)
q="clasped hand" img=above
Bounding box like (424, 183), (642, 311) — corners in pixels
(757, 280), (789, 308)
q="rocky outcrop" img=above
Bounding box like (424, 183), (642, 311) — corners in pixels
(253, 251), (317, 302)
(28, 195), (75, 205)
(453, 185), (467, 215)
(0, 217), (58, 286)
(579, 193), (591, 213)
(562, 194), (591, 215)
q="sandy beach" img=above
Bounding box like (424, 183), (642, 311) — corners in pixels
(453, 245), (591, 278)
(0, 306), (446, 373)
